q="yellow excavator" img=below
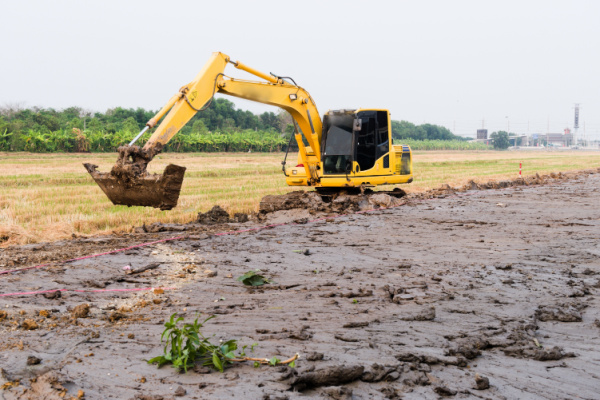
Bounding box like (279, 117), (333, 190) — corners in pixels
(84, 52), (413, 210)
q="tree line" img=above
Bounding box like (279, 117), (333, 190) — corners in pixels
(0, 101), (483, 153)
(391, 120), (467, 141)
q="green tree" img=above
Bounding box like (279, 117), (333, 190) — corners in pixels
(490, 131), (510, 150)
(122, 117), (140, 133)
(86, 117), (103, 132)
(192, 119), (209, 134)
(391, 120), (464, 141)
(259, 111), (279, 131)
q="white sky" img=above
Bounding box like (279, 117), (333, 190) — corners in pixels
(1, 0), (599, 139)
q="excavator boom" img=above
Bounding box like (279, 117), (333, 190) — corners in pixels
(85, 52), (322, 209)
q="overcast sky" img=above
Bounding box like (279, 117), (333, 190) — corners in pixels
(2, 0), (599, 139)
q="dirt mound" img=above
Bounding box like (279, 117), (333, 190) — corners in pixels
(445, 320), (578, 362)
(197, 205), (231, 224)
(259, 188), (406, 218)
(197, 206), (249, 225)
(257, 169), (600, 220)
(535, 302), (586, 322)
(409, 168), (600, 200)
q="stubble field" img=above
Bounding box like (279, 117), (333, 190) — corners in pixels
(1, 150), (599, 245)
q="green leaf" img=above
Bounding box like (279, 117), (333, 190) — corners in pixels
(147, 356), (165, 365)
(236, 270), (255, 282)
(268, 357), (280, 366)
(212, 351), (224, 372)
(289, 360), (296, 368)
(253, 361), (261, 368)
(248, 276), (266, 286)
(237, 270), (271, 286)
(221, 339), (238, 354)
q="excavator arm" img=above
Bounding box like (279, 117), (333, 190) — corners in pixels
(85, 52), (323, 209)
(146, 52), (322, 162)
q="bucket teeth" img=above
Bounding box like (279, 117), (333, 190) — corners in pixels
(84, 163), (186, 210)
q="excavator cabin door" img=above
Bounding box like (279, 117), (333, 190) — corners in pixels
(353, 110), (390, 173)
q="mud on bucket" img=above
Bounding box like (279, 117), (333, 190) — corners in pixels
(84, 163), (186, 210)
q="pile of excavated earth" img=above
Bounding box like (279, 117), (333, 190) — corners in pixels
(141, 169), (592, 233)
(0, 168), (599, 399)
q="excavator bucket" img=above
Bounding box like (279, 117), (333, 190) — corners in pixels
(83, 146), (186, 211)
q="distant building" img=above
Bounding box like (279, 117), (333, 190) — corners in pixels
(545, 131), (573, 147)
(477, 129), (488, 140)
(508, 135), (529, 147)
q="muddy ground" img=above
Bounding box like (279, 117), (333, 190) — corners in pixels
(1, 170), (600, 399)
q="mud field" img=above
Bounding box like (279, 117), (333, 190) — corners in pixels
(1, 170), (600, 399)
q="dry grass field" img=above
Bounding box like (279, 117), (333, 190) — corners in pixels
(1, 150), (599, 245)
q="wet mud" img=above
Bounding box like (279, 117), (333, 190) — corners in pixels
(1, 169), (600, 399)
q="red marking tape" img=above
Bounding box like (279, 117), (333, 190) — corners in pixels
(0, 286), (175, 298)
(0, 237), (183, 276)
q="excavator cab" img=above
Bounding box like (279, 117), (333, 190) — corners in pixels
(315, 109), (412, 188)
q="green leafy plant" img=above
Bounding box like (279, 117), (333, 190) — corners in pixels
(148, 313), (298, 373)
(237, 270), (273, 286)
(147, 313), (236, 372)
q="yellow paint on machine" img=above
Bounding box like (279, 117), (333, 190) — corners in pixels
(286, 142), (413, 187)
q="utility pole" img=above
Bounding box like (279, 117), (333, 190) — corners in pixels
(546, 116), (550, 148)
